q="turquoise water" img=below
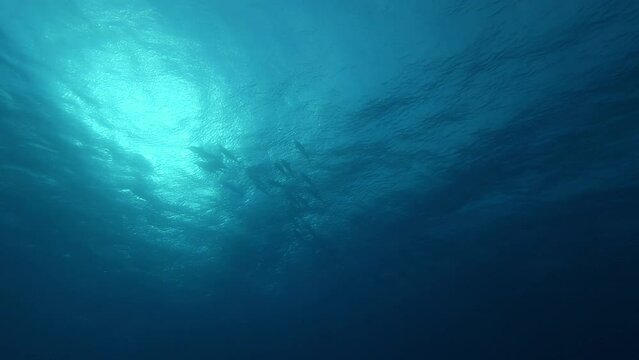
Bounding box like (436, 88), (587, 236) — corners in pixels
(1, 1), (639, 359)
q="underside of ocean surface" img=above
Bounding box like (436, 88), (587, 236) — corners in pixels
(1, 1), (639, 359)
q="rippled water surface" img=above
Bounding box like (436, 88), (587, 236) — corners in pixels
(1, 1), (639, 359)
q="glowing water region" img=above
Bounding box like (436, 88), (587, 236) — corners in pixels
(84, 44), (204, 205)
(49, 0), (222, 211)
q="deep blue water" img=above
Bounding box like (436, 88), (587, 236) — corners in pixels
(1, 1), (639, 359)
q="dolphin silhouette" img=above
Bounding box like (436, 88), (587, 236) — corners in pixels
(293, 140), (310, 159)
(219, 145), (240, 163)
(280, 160), (294, 176)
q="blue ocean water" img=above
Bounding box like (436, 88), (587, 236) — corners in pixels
(1, 0), (639, 358)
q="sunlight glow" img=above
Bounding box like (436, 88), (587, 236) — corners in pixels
(55, 4), (219, 209)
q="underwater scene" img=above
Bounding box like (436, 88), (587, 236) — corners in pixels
(1, 0), (639, 359)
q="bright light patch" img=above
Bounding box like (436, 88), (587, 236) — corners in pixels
(54, 3), (218, 210)
(82, 44), (203, 205)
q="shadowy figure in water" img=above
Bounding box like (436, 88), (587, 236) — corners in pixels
(274, 161), (289, 177)
(245, 165), (270, 195)
(219, 145), (240, 163)
(294, 140), (310, 159)
(189, 146), (226, 173)
(280, 159), (294, 176)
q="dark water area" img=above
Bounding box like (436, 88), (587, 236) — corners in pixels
(1, 1), (639, 359)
